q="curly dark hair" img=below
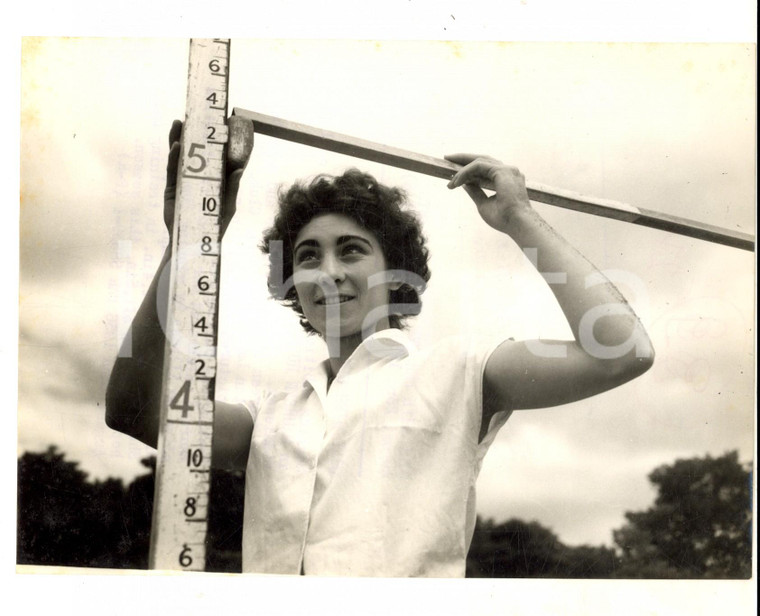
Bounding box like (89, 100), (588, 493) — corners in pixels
(260, 169), (431, 335)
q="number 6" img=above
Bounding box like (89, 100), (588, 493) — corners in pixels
(179, 544), (193, 567)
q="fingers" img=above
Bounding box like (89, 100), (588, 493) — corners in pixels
(169, 119), (182, 147)
(462, 183), (488, 207)
(220, 118), (253, 236)
(164, 118), (246, 237)
(165, 140), (181, 193)
(165, 120), (183, 194)
(163, 121), (183, 233)
(447, 158), (500, 191)
(445, 153), (527, 196)
(444, 153), (500, 166)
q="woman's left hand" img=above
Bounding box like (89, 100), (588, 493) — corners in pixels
(444, 154), (532, 233)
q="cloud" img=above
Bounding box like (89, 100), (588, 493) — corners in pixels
(20, 39), (182, 286)
(468, 237), (754, 547)
(16, 39), (756, 555)
(476, 415), (662, 545)
(17, 308), (156, 482)
(18, 391), (155, 483)
(19, 326), (108, 404)
(18, 256), (135, 471)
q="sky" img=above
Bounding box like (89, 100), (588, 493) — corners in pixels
(8, 1), (758, 614)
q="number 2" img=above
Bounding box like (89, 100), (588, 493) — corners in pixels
(195, 359), (206, 376)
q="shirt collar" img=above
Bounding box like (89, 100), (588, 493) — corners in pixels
(304, 328), (416, 393)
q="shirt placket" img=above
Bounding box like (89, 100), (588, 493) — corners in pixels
(294, 337), (405, 573)
(296, 376), (331, 572)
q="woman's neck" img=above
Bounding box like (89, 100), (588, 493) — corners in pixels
(324, 331), (364, 384)
(323, 320), (393, 386)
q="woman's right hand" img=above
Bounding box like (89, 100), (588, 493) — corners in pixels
(444, 153), (532, 235)
(163, 117), (252, 238)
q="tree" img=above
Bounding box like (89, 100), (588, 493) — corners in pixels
(206, 467), (245, 573)
(116, 455), (247, 572)
(466, 517), (618, 578)
(17, 447), (155, 569)
(18, 446), (126, 567)
(613, 450), (752, 578)
(117, 456), (156, 569)
(17, 448), (246, 572)
(22, 446), (750, 578)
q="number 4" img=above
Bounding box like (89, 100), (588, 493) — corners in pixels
(170, 380), (194, 417)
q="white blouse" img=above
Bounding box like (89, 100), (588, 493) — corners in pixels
(242, 329), (512, 577)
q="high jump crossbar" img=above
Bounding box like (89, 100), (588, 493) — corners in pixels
(232, 107), (754, 252)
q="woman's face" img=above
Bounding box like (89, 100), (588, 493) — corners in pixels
(292, 213), (398, 339)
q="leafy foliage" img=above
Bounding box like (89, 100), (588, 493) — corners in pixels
(17, 446), (132, 568)
(613, 451), (752, 578)
(467, 517), (619, 578)
(17, 447), (752, 578)
(17, 447), (244, 571)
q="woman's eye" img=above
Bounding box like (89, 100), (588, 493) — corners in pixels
(342, 244), (365, 257)
(295, 251), (318, 265)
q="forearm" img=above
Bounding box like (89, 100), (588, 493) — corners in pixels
(105, 244), (172, 447)
(504, 207), (654, 366)
(447, 155), (653, 411)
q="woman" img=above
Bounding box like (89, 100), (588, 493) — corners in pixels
(106, 119), (654, 577)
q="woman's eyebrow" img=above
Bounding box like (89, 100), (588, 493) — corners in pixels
(294, 235), (372, 254)
(336, 235), (373, 248)
(293, 239), (319, 254)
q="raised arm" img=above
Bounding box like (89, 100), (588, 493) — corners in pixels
(105, 118), (255, 471)
(445, 154), (654, 425)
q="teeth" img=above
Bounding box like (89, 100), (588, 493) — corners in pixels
(318, 295), (353, 305)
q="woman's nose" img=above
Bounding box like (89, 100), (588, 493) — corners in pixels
(319, 253), (346, 282)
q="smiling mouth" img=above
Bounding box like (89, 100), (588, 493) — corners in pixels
(315, 294), (355, 306)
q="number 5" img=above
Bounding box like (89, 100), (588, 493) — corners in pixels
(187, 143), (206, 173)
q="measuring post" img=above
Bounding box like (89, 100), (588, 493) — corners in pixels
(148, 38), (232, 571)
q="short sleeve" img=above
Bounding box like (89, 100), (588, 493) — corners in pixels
(424, 333), (514, 460)
(465, 335), (515, 460)
(240, 389), (273, 425)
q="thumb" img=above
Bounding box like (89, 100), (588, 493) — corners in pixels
(463, 183), (488, 207)
(227, 116), (254, 172)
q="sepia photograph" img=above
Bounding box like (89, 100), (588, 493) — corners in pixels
(12, 3), (756, 614)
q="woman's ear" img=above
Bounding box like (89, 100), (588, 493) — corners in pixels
(387, 274), (403, 291)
